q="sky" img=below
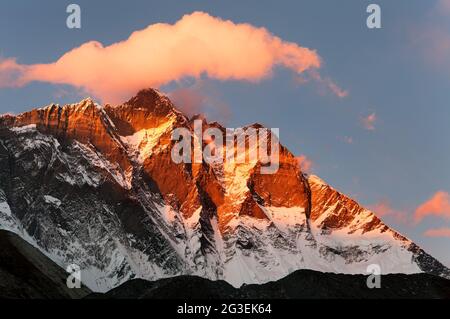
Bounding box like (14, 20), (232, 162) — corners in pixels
(0, 0), (449, 266)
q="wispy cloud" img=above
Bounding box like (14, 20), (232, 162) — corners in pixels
(410, 0), (450, 70)
(307, 70), (348, 98)
(0, 57), (25, 87)
(361, 112), (377, 131)
(326, 80), (349, 98)
(368, 200), (409, 224)
(424, 227), (450, 238)
(368, 191), (450, 226)
(168, 81), (231, 122)
(434, 0), (450, 16)
(295, 155), (313, 173)
(414, 191), (450, 223)
(0, 11), (341, 104)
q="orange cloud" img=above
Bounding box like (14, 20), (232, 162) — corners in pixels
(423, 227), (450, 238)
(295, 155), (313, 173)
(414, 191), (450, 222)
(307, 70), (348, 98)
(0, 11), (326, 104)
(368, 200), (408, 224)
(361, 112), (376, 131)
(327, 79), (349, 98)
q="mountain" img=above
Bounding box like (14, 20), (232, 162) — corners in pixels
(0, 88), (448, 292)
(0, 229), (90, 298)
(89, 270), (450, 299)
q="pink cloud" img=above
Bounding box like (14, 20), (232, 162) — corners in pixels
(414, 191), (450, 223)
(423, 227), (450, 238)
(325, 78), (349, 98)
(361, 112), (376, 131)
(410, 1), (450, 70)
(295, 155), (313, 173)
(435, 0), (450, 16)
(168, 82), (231, 122)
(368, 200), (409, 224)
(169, 87), (206, 117)
(0, 12), (328, 104)
(308, 70), (348, 98)
(414, 27), (450, 68)
(0, 58), (26, 87)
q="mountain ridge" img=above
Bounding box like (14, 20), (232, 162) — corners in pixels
(0, 88), (448, 292)
(88, 269), (450, 299)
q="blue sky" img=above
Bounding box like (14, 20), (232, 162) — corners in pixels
(0, 0), (449, 266)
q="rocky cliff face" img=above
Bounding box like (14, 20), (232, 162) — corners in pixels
(0, 88), (448, 292)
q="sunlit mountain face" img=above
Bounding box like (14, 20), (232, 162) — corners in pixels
(0, 88), (448, 293)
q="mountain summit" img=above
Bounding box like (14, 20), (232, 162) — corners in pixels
(0, 89), (448, 292)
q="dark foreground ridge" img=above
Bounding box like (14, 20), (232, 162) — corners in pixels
(89, 269), (450, 299)
(0, 230), (91, 299)
(0, 228), (449, 299)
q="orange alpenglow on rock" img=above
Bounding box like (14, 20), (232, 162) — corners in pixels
(0, 88), (448, 292)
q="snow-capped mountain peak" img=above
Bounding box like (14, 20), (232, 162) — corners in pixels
(0, 89), (448, 292)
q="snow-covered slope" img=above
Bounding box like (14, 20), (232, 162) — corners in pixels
(0, 88), (448, 292)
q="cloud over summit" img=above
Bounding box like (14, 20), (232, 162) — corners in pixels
(0, 11), (331, 103)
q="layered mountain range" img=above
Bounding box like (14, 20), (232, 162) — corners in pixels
(0, 88), (448, 292)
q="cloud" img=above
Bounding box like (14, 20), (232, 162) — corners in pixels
(168, 81), (231, 122)
(0, 11), (330, 104)
(435, 0), (450, 16)
(423, 227), (450, 238)
(361, 112), (376, 131)
(368, 200), (409, 224)
(414, 191), (450, 222)
(295, 155), (313, 173)
(326, 79), (349, 98)
(410, 1), (450, 70)
(0, 58), (25, 87)
(295, 70), (348, 98)
(169, 87), (206, 116)
(414, 26), (450, 68)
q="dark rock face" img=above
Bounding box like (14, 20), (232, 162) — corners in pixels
(0, 88), (449, 294)
(90, 270), (450, 299)
(0, 230), (91, 299)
